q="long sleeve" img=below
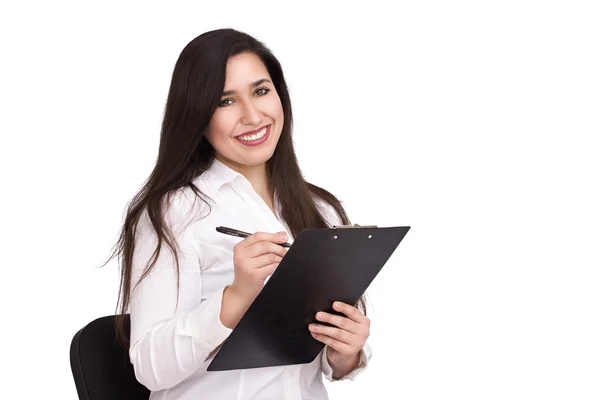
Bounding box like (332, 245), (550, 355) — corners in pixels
(320, 342), (372, 381)
(128, 194), (232, 391)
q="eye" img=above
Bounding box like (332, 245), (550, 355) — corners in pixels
(219, 98), (233, 107)
(255, 87), (271, 96)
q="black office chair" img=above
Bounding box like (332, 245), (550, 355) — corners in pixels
(70, 314), (150, 400)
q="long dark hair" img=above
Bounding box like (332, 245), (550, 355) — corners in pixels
(108, 28), (365, 344)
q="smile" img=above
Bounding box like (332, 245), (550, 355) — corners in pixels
(234, 125), (270, 146)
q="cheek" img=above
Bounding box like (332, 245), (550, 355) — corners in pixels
(206, 112), (235, 143)
(267, 97), (285, 124)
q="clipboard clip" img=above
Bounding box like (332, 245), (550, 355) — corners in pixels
(333, 224), (378, 229)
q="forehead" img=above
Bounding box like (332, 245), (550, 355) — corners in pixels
(224, 53), (270, 87)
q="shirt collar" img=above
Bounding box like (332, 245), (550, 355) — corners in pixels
(195, 158), (283, 217)
(195, 158), (246, 198)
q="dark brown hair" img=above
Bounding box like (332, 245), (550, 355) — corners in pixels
(107, 28), (365, 344)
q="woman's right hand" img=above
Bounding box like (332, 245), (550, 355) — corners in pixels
(228, 231), (289, 301)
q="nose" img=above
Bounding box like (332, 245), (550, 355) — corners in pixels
(240, 100), (261, 126)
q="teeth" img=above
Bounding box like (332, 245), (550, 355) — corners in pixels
(238, 126), (267, 141)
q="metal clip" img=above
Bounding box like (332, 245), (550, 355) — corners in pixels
(333, 224), (378, 229)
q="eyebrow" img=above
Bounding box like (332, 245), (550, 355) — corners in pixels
(222, 78), (272, 97)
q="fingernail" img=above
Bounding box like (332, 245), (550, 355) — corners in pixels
(279, 232), (287, 240)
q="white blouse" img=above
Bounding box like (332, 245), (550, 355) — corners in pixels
(129, 158), (371, 400)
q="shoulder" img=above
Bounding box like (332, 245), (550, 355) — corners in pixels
(313, 196), (346, 227)
(137, 185), (210, 238)
(165, 185), (211, 231)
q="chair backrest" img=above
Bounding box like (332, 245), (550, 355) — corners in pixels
(70, 314), (150, 400)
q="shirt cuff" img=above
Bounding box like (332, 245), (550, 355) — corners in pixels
(321, 341), (372, 382)
(185, 286), (233, 352)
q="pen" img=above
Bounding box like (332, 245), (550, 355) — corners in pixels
(216, 226), (292, 248)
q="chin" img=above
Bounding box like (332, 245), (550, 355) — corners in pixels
(237, 145), (277, 165)
(241, 153), (275, 167)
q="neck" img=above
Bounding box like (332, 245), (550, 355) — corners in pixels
(217, 157), (274, 211)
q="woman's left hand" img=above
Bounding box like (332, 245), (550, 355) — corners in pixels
(308, 301), (370, 369)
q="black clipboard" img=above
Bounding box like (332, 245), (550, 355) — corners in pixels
(207, 225), (410, 371)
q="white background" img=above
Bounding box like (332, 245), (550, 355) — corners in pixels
(1, 1), (599, 399)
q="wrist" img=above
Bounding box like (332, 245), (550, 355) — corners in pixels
(220, 285), (252, 329)
(328, 349), (361, 379)
(228, 281), (259, 300)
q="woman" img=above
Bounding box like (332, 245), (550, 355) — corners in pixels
(111, 28), (371, 399)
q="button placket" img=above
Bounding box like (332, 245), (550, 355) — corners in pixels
(288, 365), (302, 400)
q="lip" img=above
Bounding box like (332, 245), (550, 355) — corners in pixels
(235, 125), (269, 138)
(234, 125), (271, 147)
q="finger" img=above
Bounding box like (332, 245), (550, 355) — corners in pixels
(260, 262), (279, 280)
(241, 231), (288, 248)
(308, 323), (353, 345)
(246, 241), (288, 259)
(315, 311), (361, 334)
(332, 301), (368, 324)
(310, 333), (355, 356)
(250, 253), (283, 269)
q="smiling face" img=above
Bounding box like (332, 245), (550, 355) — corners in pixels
(205, 52), (284, 173)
